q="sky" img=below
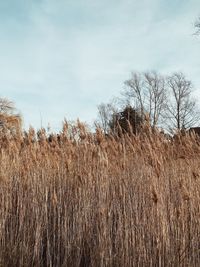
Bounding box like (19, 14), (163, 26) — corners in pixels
(0, 0), (200, 131)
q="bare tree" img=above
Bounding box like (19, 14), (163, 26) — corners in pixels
(165, 72), (200, 132)
(94, 101), (118, 134)
(124, 72), (145, 117)
(0, 98), (15, 114)
(144, 71), (167, 127)
(195, 16), (200, 35)
(0, 97), (22, 135)
(96, 71), (199, 134)
(123, 71), (167, 128)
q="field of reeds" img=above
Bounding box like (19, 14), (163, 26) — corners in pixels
(0, 122), (200, 266)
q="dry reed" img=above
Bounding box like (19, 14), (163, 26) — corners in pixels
(0, 122), (200, 266)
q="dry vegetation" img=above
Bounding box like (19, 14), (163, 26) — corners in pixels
(0, 122), (200, 266)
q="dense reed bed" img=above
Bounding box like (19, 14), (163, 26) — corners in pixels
(0, 122), (200, 266)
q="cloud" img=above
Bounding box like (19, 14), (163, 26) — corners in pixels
(0, 0), (199, 130)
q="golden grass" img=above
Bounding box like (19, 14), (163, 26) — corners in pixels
(0, 122), (200, 266)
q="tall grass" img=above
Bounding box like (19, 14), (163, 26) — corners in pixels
(0, 122), (200, 266)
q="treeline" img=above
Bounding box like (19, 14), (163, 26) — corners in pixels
(95, 71), (200, 135)
(0, 71), (200, 139)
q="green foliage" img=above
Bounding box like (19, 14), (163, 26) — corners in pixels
(109, 105), (144, 135)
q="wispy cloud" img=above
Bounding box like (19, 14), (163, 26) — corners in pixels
(0, 0), (199, 130)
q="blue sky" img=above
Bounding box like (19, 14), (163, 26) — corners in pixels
(0, 0), (200, 131)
